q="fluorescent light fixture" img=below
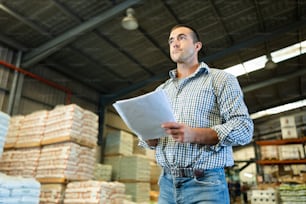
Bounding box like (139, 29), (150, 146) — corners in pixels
(243, 55), (266, 73)
(250, 99), (306, 119)
(224, 40), (306, 77)
(271, 43), (301, 63)
(224, 64), (245, 76)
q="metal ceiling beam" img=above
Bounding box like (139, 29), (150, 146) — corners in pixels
(242, 67), (306, 93)
(0, 4), (50, 36)
(203, 18), (306, 63)
(21, 0), (142, 68)
(0, 33), (27, 51)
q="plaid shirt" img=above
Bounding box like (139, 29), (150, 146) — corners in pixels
(140, 62), (253, 170)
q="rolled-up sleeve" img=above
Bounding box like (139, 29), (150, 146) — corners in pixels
(210, 74), (254, 151)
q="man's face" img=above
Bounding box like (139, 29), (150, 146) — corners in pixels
(168, 27), (200, 63)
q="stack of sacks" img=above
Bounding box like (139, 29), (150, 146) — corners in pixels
(0, 111), (10, 157)
(93, 163), (112, 181)
(104, 155), (151, 203)
(77, 144), (97, 179)
(104, 130), (134, 156)
(40, 184), (66, 204)
(124, 182), (151, 203)
(16, 110), (48, 148)
(0, 172), (41, 204)
(42, 104), (98, 147)
(63, 180), (126, 204)
(0, 147), (40, 177)
(104, 155), (151, 181)
(4, 115), (23, 148)
(81, 110), (99, 146)
(43, 104), (83, 145)
(36, 142), (96, 181)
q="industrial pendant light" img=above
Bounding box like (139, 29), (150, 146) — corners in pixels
(121, 8), (138, 30)
(264, 53), (277, 70)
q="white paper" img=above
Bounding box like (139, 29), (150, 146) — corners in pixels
(113, 90), (175, 140)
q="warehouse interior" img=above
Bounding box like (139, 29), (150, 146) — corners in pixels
(0, 0), (306, 203)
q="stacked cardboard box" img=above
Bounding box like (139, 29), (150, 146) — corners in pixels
(260, 145), (279, 160)
(278, 144), (305, 160)
(280, 116), (298, 139)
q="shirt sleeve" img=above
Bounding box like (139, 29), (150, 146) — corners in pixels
(209, 72), (254, 151)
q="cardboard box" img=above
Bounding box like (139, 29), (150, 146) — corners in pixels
(280, 116), (296, 128)
(281, 126), (298, 139)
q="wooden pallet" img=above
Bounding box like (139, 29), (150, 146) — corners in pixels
(15, 142), (41, 148)
(41, 136), (95, 148)
(37, 177), (87, 184)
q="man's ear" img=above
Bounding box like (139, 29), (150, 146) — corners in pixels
(195, 42), (202, 52)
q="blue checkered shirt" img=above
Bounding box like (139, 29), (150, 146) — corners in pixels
(140, 62), (253, 170)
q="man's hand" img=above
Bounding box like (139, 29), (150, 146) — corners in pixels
(146, 139), (158, 147)
(161, 122), (219, 145)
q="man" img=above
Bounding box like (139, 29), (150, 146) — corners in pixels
(140, 24), (253, 204)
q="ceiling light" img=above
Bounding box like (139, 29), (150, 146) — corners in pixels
(121, 8), (138, 30)
(264, 54), (277, 70)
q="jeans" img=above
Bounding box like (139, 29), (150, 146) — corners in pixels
(158, 168), (230, 204)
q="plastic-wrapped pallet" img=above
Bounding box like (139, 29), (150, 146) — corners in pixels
(40, 184), (66, 204)
(16, 110), (48, 148)
(0, 111), (10, 157)
(0, 172), (41, 204)
(63, 180), (127, 204)
(42, 104), (98, 147)
(104, 130), (134, 156)
(124, 182), (151, 203)
(0, 147), (40, 177)
(36, 142), (96, 181)
(93, 163), (112, 181)
(279, 183), (306, 204)
(4, 115), (23, 148)
(43, 104), (83, 145)
(104, 155), (151, 181)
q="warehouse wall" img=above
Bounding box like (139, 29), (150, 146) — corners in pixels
(0, 45), (99, 115)
(0, 46), (14, 111)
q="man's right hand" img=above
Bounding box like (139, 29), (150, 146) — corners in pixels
(146, 139), (158, 147)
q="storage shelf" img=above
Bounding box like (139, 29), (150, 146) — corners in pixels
(255, 137), (306, 146)
(257, 159), (306, 165)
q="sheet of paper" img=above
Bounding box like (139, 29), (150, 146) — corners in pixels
(113, 90), (175, 141)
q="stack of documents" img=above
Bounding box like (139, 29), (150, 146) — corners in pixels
(113, 90), (175, 141)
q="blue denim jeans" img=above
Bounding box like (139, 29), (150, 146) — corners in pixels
(158, 168), (230, 204)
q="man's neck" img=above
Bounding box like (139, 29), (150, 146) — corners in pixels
(177, 62), (199, 78)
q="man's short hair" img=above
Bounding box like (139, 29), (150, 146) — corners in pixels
(170, 24), (201, 43)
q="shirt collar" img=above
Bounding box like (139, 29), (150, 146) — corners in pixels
(169, 61), (210, 79)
